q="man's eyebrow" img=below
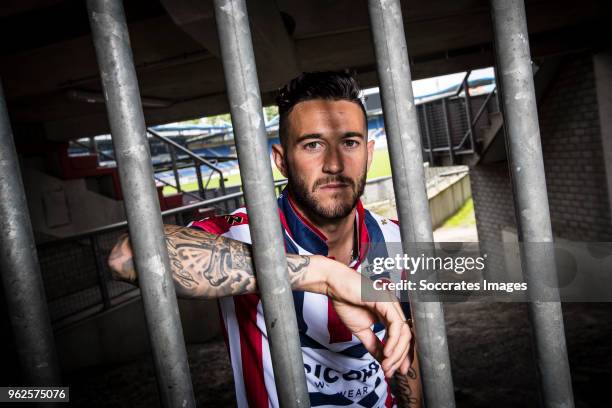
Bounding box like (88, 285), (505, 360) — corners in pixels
(295, 133), (323, 143)
(342, 131), (365, 139)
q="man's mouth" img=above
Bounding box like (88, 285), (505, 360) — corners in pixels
(319, 182), (350, 190)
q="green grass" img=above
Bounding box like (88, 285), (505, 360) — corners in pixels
(163, 148), (393, 195)
(441, 198), (475, 228)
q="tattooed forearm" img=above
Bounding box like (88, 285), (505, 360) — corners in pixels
(287, 255), (310, 286)
(393, 368), (419, 407)
(108, 225), (317, 300)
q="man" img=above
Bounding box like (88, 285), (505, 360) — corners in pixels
(109, 71), (419, 407)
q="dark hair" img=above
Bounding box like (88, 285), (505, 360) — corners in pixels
(275, 71), (367, 148)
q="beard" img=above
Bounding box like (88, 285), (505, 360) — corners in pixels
(286, 166), (367, 222)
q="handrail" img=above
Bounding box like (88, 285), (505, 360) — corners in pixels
(42, 179), (290, 244)
(72, 140), (203, 202)
(38, 176), (397, 248)
(147, 128), (227, 197)
(422, 87), (497, 154)
(454, 70), (471, 97)
(147, 128), (224, 173)
(451, 86), (498, 151)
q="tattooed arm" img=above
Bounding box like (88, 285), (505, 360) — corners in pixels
(108, 224), (413, 378)
(108, 224), (326, 298)
(393, 329), (422, 408)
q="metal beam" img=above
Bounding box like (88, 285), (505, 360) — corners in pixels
(212, 0), (309, 406)
(367, 0), (456, 407)
(490, 1), (574, 407)
(0, 79), (61, 386)
(86, 1), (195, 407)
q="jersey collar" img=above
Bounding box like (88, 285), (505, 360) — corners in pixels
(277, 188), (370, 263)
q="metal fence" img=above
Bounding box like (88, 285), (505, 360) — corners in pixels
(0, 0), (574, 406)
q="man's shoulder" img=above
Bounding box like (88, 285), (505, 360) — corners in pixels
(188, 207), (250, 237)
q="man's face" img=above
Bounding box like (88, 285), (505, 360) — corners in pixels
(272, 99), (374, 223)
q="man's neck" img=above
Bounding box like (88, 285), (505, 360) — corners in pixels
(289, 196), (357, 264)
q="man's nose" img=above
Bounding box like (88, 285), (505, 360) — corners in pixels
(322, 147), (344, 174)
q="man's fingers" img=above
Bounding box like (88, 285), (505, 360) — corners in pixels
(399, 353), (410, 376)
(380, 302), (405, 358)
(354, 329), (384, 362)
(382, 320), (412, 376)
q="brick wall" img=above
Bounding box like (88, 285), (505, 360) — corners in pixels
(470, 53), (612, 275)
(540, 56), (612, 241)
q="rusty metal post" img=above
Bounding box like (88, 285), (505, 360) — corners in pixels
(490, 0), (574, 407)
(368, 0), (456, 406)
(87, 1), (195, 406)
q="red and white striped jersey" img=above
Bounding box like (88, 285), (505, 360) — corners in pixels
(189, 191), (406, 407)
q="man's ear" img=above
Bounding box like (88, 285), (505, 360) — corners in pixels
(366, 139), (375, 174)
(271, 143), (288, 177)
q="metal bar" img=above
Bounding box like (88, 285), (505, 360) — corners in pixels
(169, 146), (181, 193)
(90, 136), (98, 154)
(0, 79), (62, 387)
(212, 0), (310, 406)
(441, 99), (455, 164)
(147, 128), (225, 174)
(471, 88), (497, 127)
(86, 1), (195, 407)
(194, 159), (205, 198)
(74, 139), (201, 201)
(422, 104), (435, 164)
(489, 1), (574, 407)
(91, 235), (112, 310)
(367, 1), (456, 407)
(463, 76), (476, 150)
(454, 70), (471, 96)
(46, 179), (291, 244)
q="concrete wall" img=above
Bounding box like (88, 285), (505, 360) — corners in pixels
(54, 297), (221, 372)
(429, 174), (471, 229)
(22, 164), (126, 242)
(363, 166), (472, 228)
(470, 52), (612, 276)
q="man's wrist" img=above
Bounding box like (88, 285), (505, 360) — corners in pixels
(289, 255), (331, 294)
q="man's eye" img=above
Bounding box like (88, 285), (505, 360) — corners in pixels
(304, 141), (321, 150)
(343, 140), (359, 148)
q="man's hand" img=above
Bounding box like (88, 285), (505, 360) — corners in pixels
(322, 263), (412, 379)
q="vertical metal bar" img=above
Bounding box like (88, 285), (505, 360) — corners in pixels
(367, 1), (456, 407)
(194, 160), (205, 199)
(0, 79), (61, 386)
(169, 147), (181, 193)
(422, 104), (435, 165)
(91, 235), (112, 310)
(86, 1), (196, 407)
(217, 167), (228, 212)
(213, 0), (310, 406)
(441, 99), (455, 164)
(176, 212), (185, 227)
(490, 1), (574, 407)
(463, 77), (476, 151)
(90, 136), (98, 154)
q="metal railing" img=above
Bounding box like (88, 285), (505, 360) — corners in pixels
(147, 128), (229, 200)
(418, 77), (500, 163)
(36, 179), (289, 328)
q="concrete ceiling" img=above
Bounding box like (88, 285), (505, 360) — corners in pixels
(0, 0), (610, 141)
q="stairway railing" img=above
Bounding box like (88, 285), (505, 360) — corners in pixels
(419, 71), (500, 163)
(147, 128), (229, 200)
